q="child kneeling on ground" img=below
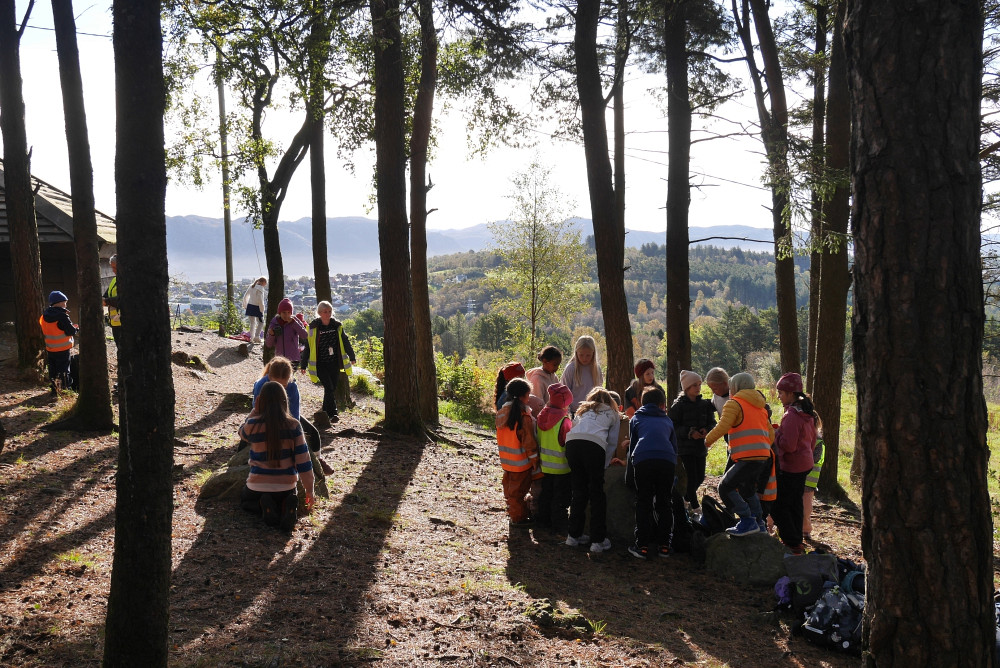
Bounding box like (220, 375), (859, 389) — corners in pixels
(239, 381), (315, 532)
(626, 387), (678, 559)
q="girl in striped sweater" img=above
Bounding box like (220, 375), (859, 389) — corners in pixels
(239, 381), (316, 532)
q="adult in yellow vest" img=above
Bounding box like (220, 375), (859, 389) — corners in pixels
(39, 290), (78, 395)
(303, 300), (356, 424)
(102, 254), (121, 347)
(704, 372), (775, 537)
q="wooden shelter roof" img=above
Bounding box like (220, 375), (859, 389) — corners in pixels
(0, 165), (116, 245)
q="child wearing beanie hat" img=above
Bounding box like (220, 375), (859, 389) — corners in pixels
(668, 370), (716, 517)
(264, 298), (308, 366)
(772, 372), (820, 554)
(39, 290), (78, 395)
(624, 358), (664, 418)
(535, 382), (575, 531)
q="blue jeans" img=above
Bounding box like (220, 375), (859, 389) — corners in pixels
(718, 459), (766, 519)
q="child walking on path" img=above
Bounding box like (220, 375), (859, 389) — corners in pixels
(526, 345), (563, 406)
(496, 379), (540, 526)
(242, 276), (267, 342)
(626, 387), (677, 559)
(535, 383), (574, 531)
(39, 291), (78, 395)
(302, 300), (356, 423)
(565, 387), (620, 553)
(239, 381), (315, 532)
(561, 336), (603, 415)
(264, 298), (308, 367)
(704, 372), (775, 537)
(772, 372), (819, 554)
(668, 370), (717, 515)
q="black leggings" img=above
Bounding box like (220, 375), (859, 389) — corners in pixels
(678, 452), (706, 505)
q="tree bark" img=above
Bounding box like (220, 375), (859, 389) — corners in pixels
(0, 0), (45, 373)
(216, 51), (235, 330)
(372, 0), (423, 435)
(746, 0), (799, 374)
(52, 0), (114, 429)
(308, 0), (331, 304)
(104, 1), (174, 665)
(576, 0), (633, 397)
(846, 0), (992, 663)
(813, 0), (850, 500)
(409, 0), (439, 424)
(257, 114), (311, 362)
(664, 0), (692, 398)
(805, 3), (826, 392)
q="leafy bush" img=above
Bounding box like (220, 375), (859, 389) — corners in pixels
(436, 352), (493, 409)
(356, 337), (384, 379)
(350, 373), (379, 396)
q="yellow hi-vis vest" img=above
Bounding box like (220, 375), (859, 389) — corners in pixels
(306, 324), (353, 383)
(105, 277), (120, 326)
(805, 439), (826, 490)
(39, 315), (73, 352)
(538, 418), (570, 475)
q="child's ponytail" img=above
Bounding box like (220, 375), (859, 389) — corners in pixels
(504, 379), (531, 431)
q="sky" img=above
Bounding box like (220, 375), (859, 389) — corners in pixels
(13, 2), (774, 235)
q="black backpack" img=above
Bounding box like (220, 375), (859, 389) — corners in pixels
(695, 495), (737, 535)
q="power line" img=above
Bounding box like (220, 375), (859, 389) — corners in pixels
(24, 24), (111, 39)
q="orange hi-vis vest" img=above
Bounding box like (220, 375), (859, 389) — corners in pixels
(728, 395), (773, 461)
(497, 409), (537, 473)
(39, 315), (73, 352)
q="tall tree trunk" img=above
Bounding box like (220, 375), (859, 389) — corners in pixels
(409, 0), (439, 424)
(0, 0), (44, 374)
(576, 0), (633, 397)
(104, 1), (173, 665)
(308, 0), (331, 305)
(813, 0), (850, 500)
(216, 51), (235, 330)
(806, 3), (827, 392)
(746, 0), (799, 374)
(846, 0), (991, 663)
(257, 115), (311, 362)
(372, 0), (423, 435)
(664, 0), (692, 398)
(613, 0), (626, 257)
(52, 0), (113, 429)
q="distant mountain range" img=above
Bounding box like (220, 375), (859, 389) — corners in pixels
(166, 214), (775, 282)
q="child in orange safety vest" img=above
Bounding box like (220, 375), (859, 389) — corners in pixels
(39, 291), (78, 396)
(496, 378), (540, 527)
(704, 372), (775, 537)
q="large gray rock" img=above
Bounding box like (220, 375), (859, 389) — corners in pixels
(602, 464), (634, 542)
(704, 531), (788, 586)
(200, 447), (329, 513)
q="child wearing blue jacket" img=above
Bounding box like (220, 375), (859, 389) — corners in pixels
(626, 386), (678, 559)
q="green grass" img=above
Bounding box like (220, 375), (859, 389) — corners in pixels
(56, 551), (96, 569)
(439, 400), (494, 431)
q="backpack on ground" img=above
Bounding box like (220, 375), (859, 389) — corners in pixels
(800, 587), (863, 654)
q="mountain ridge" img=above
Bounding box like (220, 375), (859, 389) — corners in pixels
(166, 214), (775, 282)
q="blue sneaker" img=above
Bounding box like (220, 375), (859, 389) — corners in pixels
(755, 516), (767, 533)
(726, 517), (760, 536)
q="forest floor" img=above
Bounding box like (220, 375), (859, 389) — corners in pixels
(0, 329), (867, 667)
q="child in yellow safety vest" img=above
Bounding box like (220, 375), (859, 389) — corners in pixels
(535, 383), (574, 531)
(496, 378), (540, 527)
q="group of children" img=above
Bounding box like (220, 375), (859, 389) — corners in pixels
(494, 338), (824, 558)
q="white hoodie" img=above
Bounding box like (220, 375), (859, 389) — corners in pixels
(566, 404), (619, 464)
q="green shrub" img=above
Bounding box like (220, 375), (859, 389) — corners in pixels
(351, 373), (378, 396)
(357, 337), (384, 379)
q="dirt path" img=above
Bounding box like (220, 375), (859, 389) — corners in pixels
(0, 332), (862, 667)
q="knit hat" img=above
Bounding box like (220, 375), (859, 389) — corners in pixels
(679, 370), (702, 391)
(48, 290), (68, 305)
(501, 362), (525, 382)
(729, 372), (756, 393)
(546, 383), (573, 410)
(634, 358), (655, 378)
(776, 372), (804, 393)
(277, 298), (293, 313)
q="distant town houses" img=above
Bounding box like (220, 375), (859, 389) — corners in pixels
(168, 270), (382, 316)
